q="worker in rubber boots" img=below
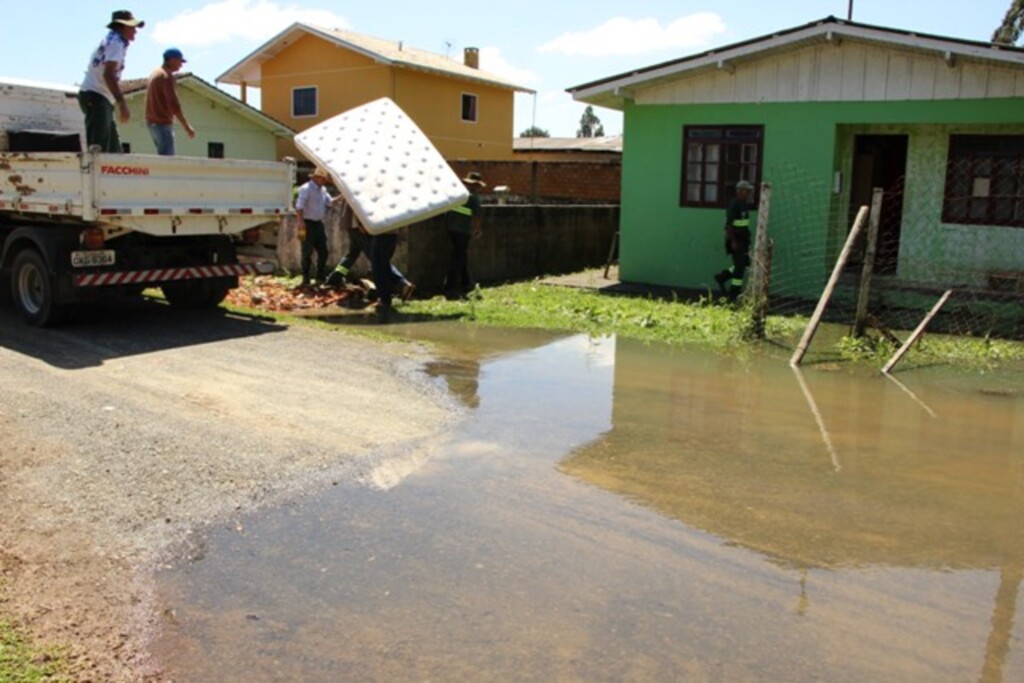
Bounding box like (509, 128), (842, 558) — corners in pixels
(714, 180), (754, 302)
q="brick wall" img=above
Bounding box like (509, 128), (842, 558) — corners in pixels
(449, 160), (621, 203)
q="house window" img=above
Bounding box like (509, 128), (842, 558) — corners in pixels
(942, 135), (1024, 227)
(121, 142), (131, 153)
(680, 125), (763, 208)
(461, 93), (478, 123)
(292, 86), (318, 118)
(208, 142), (225, 159)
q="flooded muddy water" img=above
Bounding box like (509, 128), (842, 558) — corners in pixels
(152, 327), (1024, 682)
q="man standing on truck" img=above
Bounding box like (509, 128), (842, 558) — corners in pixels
(145, 47), (195, 155)
(295, 167), (343, 287)
(78, 10), (144, 154)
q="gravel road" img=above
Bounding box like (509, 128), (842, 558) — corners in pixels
(0, 299), (457, 681)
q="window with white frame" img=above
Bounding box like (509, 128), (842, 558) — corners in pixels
(292, 86), (318, 118)
(680, 125), (763, 208)
(461, 93), (478, 123)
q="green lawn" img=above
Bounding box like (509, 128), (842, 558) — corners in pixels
(396, 281), (1024, 371)
(0, 604), (72, 682)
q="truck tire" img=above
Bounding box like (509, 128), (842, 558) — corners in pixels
(10, 249), (69, 327)
(161, 279), (231, 309)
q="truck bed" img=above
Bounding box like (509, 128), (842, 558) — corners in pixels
(1, 148), (293, 236)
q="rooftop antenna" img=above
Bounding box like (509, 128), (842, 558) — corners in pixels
(444, 40), (452, 58)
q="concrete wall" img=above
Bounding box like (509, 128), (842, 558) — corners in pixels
(406, 205), (620, 291)
(270, 205), (620, 291)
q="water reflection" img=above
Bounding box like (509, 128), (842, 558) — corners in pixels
(560, 338), (1023, 571)
(561, 337), (1024, 682)
(154, 329), (1024, 682)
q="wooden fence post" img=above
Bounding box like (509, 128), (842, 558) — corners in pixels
(853, 188), (884, 337)
(790, 205), (869, 367)
(881, 289), (953, 374)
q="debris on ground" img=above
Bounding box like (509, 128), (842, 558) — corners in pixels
(226, 276), (373, 312)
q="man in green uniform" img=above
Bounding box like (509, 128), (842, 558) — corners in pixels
(714, 180), (754, 302)
(444, 172), (485, 300)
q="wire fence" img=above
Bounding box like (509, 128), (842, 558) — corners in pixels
(746, 159), (1024, 358)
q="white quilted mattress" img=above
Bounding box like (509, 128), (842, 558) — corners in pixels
(294, 97), (468, 234)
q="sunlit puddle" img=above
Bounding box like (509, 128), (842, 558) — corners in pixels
(152, 327), (1024, 682)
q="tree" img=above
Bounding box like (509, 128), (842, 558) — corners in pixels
(992, 0), (1024, 44)
(519, 126), (550, 138)
(576, 105), (605, 138)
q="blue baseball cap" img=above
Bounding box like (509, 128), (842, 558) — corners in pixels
(163, 48), (186, 62)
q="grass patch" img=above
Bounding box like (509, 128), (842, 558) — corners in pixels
(401, 282), (802, 350)
(836, 329), (1024, 371)
(0, 606), (73, 682)
(217, 276), (1024, 371)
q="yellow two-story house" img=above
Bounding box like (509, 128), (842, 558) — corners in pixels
(217, 23), (533, 162)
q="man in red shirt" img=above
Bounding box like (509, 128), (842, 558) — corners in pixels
(145, 47), (196, 155)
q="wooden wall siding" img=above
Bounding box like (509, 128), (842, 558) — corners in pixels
(637, 43), (1024, 105)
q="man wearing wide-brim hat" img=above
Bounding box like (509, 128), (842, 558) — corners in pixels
(295, 167), (344, 287)
(79, 10), (145, 153)
(443, 171), (487, 300)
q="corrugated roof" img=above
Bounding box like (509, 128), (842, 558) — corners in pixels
(569, 15), (1024, 109)
(513, 136), (622, 153)
(120, 72), (293, 137)
(0, 76), (76, 93)
(218, 22), (533, 94)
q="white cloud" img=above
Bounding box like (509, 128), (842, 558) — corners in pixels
(479, 46), (537, 85)
(539, 13), (726, 57)
(151, 0), (349, 47)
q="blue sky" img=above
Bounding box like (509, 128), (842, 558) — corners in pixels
(1, 1), (1017, 137)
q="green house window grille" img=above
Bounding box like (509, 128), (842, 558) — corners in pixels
(680, 125), (763, 208)
(943, 135), (1024, 228)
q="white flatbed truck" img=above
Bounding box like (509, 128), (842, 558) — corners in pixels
(0, 77), (294, 326)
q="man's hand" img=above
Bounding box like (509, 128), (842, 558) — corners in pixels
(184, 124), (196, 139)
(116, 100), (130, 123)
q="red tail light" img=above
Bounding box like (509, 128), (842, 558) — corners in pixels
(81, 227), (105, 249)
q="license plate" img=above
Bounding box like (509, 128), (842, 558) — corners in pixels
(71, 250), (116, 267)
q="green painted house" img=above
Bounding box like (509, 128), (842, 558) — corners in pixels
(118, 73), (293, 160)
(569, 16), (1024, 300)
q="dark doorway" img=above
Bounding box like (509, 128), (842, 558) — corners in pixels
(849, 135), (908, 275)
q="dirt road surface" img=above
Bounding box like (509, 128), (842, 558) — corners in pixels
(0, 300), (456, 681)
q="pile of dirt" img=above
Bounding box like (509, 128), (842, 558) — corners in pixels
(225, 276), (371, 312)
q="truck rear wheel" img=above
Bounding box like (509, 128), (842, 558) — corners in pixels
(161, 279), (232, 309)
(11, 249), (69, 327)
